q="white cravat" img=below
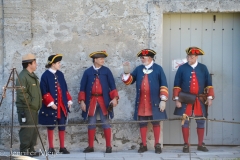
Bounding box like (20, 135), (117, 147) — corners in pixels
(93, 65), (101, 70)
(48, 68), (57, 74)
(190, 61), (198, 69)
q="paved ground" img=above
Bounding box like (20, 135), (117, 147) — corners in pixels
(1, 146), (240, 160)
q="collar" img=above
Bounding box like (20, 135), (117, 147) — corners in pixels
(93, 65), (102, 70)
(190, 61), (198, 69)
(144, 60), (154, 69)
(23, 69), (38, 79)
(48, 68), (57, 74)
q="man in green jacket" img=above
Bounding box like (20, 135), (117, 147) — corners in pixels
(16, 53), (42, 156)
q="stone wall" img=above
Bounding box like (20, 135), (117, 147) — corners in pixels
(0, 0), (239, 152)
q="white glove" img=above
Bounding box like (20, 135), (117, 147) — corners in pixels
(123, 62), (131, 74)
(159, 101), (166, 112)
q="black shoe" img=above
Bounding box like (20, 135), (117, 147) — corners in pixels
(197, 142), (208, 152)
(138, 143), (147, 153)
(59, 147), (70, 154)
(106, 147), (112, 153)
(155, 143), (162, 154)
(183, 143), (189, 153)
(83, 146), (94, 153)
(29, 151), (41, 157)
(48, 148), (56, 154)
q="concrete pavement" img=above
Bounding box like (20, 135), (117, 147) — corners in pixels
(2, 146), (240, 160)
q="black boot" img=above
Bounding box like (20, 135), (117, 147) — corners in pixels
(28, 147), (41, 157)
(138, 143), (147, 153)
(83, 146), (94, 153)
(106, 147), (112, 153)
(155, 143), (162, 154)
(48, 148), (56, 154)
(59, 147), (70, 154)
(197, 142), (208, 152)
(183, 143), (189, 153)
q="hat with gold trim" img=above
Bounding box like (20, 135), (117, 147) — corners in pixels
(186, 47), (204, 55)
(46, 54), (63, 65)
(89, 51), (108, 58)
(22, 53), (36, 63)
(137, 49), (156, 58)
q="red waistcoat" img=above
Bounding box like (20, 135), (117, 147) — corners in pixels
(57, 83), (67, 119)
(88, 78), (108, 116)
(138, 75), (152, 116)
(185, 71), (203, 116)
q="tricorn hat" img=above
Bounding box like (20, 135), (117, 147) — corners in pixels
(186, 47), (204, 55)
(22, 53), (36, 63)
(89, 51), (108, 58)
(47, 54), (63, 65)
(137, 49), (156, 58)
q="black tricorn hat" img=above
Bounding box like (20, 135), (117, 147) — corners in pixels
(186, 47), (204, 55)
(45, 54), (62, 68)
(137, 49), (156, 58)
(89, 51), (108, 58)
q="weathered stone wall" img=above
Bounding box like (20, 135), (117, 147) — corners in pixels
(0, 0), (240, 152)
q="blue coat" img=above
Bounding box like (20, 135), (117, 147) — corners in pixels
(130, 63), (168, 120)
(38, 70), (70, 125)
(173, 62), (212, 117)
(80, 66), (117, 120)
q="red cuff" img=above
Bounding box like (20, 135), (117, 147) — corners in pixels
(42, 93), (54, 106)
(173, 87), (181, 99)
(123, 75), (133, 85)
(109, 89), (119, 100)
(66, 91), (72, 101)
(160, 86), (169, 99)
(207, 87), (214, 99)
(78, 91), (85, 102)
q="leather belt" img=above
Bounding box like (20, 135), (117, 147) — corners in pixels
(91, 93), (103, 97)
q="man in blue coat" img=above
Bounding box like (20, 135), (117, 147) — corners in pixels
(122, 49), (168, 154)
(78, 51), (119, 153)
(39, 54), (72, 154)
(173, 47), (214, 153)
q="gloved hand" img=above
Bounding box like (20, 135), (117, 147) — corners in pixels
(159, 101), (166, 112)
(123, 61), (131, 74)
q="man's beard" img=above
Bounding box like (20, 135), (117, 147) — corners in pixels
(142, 62), (148, 66)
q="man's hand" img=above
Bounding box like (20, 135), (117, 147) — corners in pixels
(159, 101), (166, 112)
(207, 98), (212, 107)
(51, 104), (57, 110)
(80, 101), (86, 112)
(110, 97), (118, 107)
(68, 103), (72, 109)
(123, 61), (131, 74)
(176, 100), (182, 108)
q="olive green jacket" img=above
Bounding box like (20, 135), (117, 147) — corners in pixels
(16, 69), (42, 111)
